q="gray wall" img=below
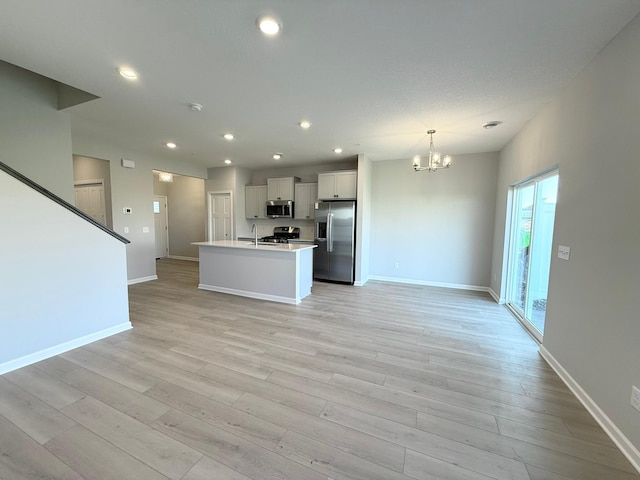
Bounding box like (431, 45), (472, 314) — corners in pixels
(0, 60), (208, 283)
(490, 13), (640, 454)
(72, 136), (207, 282)
(0, 63), (130, 364)
(0, 60), (74, 202)
(153, 174), (205, 258)
(73, 155), (113, 228)
(370, 152), (498, 288)
(0, 170), (130, 372)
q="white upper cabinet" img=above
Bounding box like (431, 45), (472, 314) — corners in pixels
(267, 177), (299, 201)
(294, 183), (318, 220)
(245, 185), (267, 219)
(317, 170), (357, 199)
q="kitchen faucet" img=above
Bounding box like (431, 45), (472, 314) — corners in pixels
(252, 223), (258, 244)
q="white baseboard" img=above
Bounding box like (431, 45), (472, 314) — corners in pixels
(354, 275), (371, 287)
(0, 322), (132, 375)
(198, 283), (301, 305)
(539, 346), (640, 473)
(128, 275), (158, 285)
(488, 288), (505, 304)
(369, 275), (490, 293)
(167, 255), (199, 262)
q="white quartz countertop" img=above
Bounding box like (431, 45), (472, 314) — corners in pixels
(193, 240), (317, 252)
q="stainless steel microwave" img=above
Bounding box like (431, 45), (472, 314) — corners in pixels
(266, 200), (294, 218)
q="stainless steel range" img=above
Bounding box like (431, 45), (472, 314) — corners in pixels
(260, 226), (300, 244)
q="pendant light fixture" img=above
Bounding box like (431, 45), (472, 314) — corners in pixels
(412, 129), (452, 172)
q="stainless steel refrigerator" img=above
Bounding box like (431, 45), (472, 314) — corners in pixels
(314, 200), (356, 284)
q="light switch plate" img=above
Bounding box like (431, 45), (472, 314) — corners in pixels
(558, 245), (570, 261)
(142, 227), (150, 233)
(123, 227), (129, 234)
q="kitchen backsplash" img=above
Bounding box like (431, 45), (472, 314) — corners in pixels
(243, 219), (315, 240)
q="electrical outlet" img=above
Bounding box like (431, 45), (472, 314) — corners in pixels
(631, 386), (640, 412)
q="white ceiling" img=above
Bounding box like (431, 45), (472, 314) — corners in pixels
(1, 1), (639, 169)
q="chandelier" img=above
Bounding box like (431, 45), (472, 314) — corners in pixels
(412, 129), (452, 172)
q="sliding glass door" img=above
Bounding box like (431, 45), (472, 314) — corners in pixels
(506, 171), (558, 340)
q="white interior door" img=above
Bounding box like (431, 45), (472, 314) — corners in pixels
(74, 181), (106, 225)
(208, 192), (232, 241)
(153, 195), (169, 258)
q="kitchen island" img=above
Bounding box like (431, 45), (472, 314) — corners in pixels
(192, 240), (316, 304)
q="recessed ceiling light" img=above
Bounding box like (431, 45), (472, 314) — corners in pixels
(273, 153), (282, 160)
(166, 142), (177, 149)
(158, 172), (173, 182)
(223, 133), (234, 140)
(257, 16), (281, 36)
(118, 67), (138, 80)
(190, 103), (203, 112)
(224, 159), (232, 164)
(299, 120), (311, 129)
(482, 121), (502, 129)
(333, 147), (343, 154)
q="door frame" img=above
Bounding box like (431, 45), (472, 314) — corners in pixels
(207, 190), (234, 241)
(504, 167), (558, 343)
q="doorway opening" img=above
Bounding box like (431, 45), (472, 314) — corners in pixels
(505, 169), (558, 341)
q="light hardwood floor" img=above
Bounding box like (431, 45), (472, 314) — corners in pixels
(1, 258), (638, 480)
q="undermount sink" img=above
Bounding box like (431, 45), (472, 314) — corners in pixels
(246, 242), (284, 247)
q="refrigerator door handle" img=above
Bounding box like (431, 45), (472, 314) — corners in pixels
(327, 212), (334, 252)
